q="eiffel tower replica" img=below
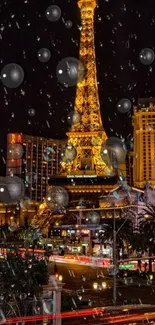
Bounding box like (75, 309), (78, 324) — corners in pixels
(61, 0), (113, 177)
(31, 0), (117, 230)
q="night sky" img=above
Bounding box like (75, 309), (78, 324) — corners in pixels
(0, 0), (155, 175)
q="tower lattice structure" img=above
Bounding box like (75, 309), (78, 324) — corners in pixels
(61, 0), (113, 176)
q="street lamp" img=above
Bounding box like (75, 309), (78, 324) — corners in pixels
(93, 282), (98, 290)
(102, 281), (107, 289)
(93, 281), (107, 305)
(113, 206), (133, 306)
(58, 275), (63, 281)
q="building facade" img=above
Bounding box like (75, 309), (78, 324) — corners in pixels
(133, 98), (155, 189)
(6, 133), (66, 202)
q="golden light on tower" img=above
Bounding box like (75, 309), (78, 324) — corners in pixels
(61, 0), (113, 177)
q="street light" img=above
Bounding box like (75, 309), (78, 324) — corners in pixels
(93, 281), (107, 305)
(58, 275), (63, 281)
(93, 282), (98, 290)
(113, 206), (133, 306)
(102, 281), (107, 289)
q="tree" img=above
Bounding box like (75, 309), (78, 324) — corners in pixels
(130, 203), (155, 272)
(16, 226), (45, 249)
(98, 217), (133, 259)
(0, 251), (49, 316)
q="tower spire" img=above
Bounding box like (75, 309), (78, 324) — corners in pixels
(61, 0), (113, 176)
(71, 0), (103, 133)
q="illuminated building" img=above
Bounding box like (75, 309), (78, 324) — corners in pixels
(6, 133), (66, 202)
(126, 152), (133, 187)
(61, 0), (114, 178)
(31, 0), (118, 234)
(133, 98), (155, 189)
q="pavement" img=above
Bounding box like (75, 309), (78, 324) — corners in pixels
(49, 261), (155, 307)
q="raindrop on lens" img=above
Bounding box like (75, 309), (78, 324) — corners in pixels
(105, 137), (127, 165)
(45, 5), (61, 22)
(5, 176), (25, 203)
(117, 98), (132, 113)
(139, 48), (155, 65)
(7, 143), (24, 160)
(43, 147), (55, 162)
(56, 57), (85, 87)
(37, 48), (51, 63)
(28, 108), (35, 116)
(1, 63), (24, 88)
(67, 111), (81, 125)
(65, 20), (72, 28)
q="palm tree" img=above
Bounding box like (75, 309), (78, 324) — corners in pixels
(131, 203), (155, 272)
(98, 217), (133, 260)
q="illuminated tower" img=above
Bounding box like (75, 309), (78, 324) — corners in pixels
(133, 98), (155, 189)
(61, 0), (113, 177)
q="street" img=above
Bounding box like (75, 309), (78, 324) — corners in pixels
(49, 261), (155, 306)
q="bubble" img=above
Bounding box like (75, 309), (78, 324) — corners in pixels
(46, 186), (69, 210)
(61, 143), (77, 163)
(65, 20), (72, 28)
(104, 137), (127, 165)
(4, 176), (25, 203)
(26, 171), (37, 184)
(43, 147), (55, 162)
(67, 111), (81, 125)
(85, 211), (100, 225)
(28, 108), (35, 116)
(1, 63), (24, 88)
(139, 48), (155, 65)
(117, 98), (132, 113)
(7, 143), (24, 160)
(37, 48), (51, 63)
(56, 57), (85, 87)
(123, 141), (133, 152)
(45, 5), (61, 22)
(20, 197), (31, 210)
(20, 293), (27, 300)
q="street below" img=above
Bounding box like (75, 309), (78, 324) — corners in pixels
(49, 261), (155, 306)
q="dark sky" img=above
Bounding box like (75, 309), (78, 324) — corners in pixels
(0, 0), (155, 175)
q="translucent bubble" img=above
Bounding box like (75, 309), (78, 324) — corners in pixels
(7, 143), (24, 160)
(103, 137), (127, 165)
(61, 143), (77, 163)
(85, 211), (100, 225)
(1, 63), (24, 88)
(45, 5), (61, 22)
(117, 98), (132, 113)
(67, 110), (81, 125)
(5, 176), (25, 203)
(43, 147), (55, 162)
(28, 108), (35, 116)
(26, 171), (37, 184)
(20, 197), (31, 210)
(37, 48), (51, 63)
(20, 293), (27, 300)
(123, 141), (133, 152)
(56, 57), (85, 87)
(46, 186), (69, 210)
(65, 20), (72, 28)
(139, 48), (155, 65)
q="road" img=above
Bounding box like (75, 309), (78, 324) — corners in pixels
(49, 261), (155, 306)
(61, 306), (155, 324)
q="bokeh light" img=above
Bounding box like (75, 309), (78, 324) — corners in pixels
(46, 186), (69, 210)
(56, 57), (85, 87)
(1, 63), (24, 88)
(45, 5), (61, 22)
(37, 48), (51, 63)
(7, 143), (24, 160)
(139, 48), (155, 65)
